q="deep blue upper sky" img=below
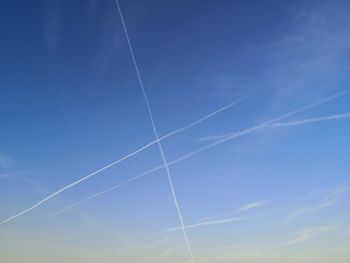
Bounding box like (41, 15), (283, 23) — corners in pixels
(1, 1), (350, 262)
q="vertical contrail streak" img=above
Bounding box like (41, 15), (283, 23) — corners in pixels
(114, 1), (196, 262)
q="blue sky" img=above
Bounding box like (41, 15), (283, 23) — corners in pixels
(1, 0), (350, 262)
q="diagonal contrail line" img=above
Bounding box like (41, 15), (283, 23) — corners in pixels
(167, 216), (247, 232)
(114, 1), (196, 261)
(0, 96), (247, 225)
(46, 91), (349, 219)
(1, 90), (346, 225)
(201, 90), (349, 142)
(270, 112), (350, 127)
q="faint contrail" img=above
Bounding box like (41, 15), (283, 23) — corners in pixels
(0, 97), (249, 226)
(45, 164), (164, 219)
(167, 216), (246, 232)
(46, 91), (349, 219)
(201, 90), (349, 141)
(270, 113), (350, 127)
(197, 200), (270, 223)
(235, 200), (270, 213)
(0, 171), (27, 179)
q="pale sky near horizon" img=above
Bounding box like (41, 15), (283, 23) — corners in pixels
(1, 0), (350, 262)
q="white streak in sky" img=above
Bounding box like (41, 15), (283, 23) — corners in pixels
(0, 97), (247, 225)
(117, 1), (196, 261)
(46, 91), (349, 219)
(270, 113), (350, 127)
(201, 90), (349, 142)
(167, 216), (246, 232)
(283, 225), (337, 245)
(198, 200), (269, 222)
(235, 200), (270, 213)
(286, 186), (350, 221)
(0, 171), (27, 179)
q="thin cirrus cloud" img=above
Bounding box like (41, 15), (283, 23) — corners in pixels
(235, 200), (270, 213)
(167, 201), (269, 233)
(283, 225), (337, 245)
(286, 186), (350, 221)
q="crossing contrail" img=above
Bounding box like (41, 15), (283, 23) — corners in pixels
(0, 97), (249, 226)
(2, 91), (348, 226)
(46, 91), (349, 219)
(117, 0), (196, 261)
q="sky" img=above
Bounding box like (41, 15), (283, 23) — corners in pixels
(0, 0), (350, 262)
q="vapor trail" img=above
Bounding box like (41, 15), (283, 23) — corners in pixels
(46, 164), (164, 219)
(46, 91), (349, 219)
(201, 90), (349, 142)
(0, 98), (248, 226)
(271, 112), (350, 127)
(167, 217), (246, 232)
(115, 1), (196, 262)
(3, 91), (346, 227)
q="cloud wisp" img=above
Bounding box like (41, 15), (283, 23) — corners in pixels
(0, 171), (28, 179)
(286, 186), (350, 221)
(271, 113), (350, 127)
(283, 225), (337, 245)
(235, 200), (270, 213)
(0, 96), (249, 225)
(45, 91), (349, 220)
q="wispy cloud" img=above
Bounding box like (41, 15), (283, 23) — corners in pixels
(42, 0), (63, 51)
(0, 171), (27, 180)
(141, 237), (171, 250)
(0, 154), (15, 168)
(286, 186), (350, 221)
(283, 225), (337, 245)
(235, 200), (270, 213)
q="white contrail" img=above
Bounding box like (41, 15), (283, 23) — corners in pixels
(45, 164), (165, 219)
(2, 90), (347, 227)
(201, 90), (349, 141)
(270, 113), (350, 127)
(0, 98), (249, 226)
(46, 91), (349, 219)
(197, 200), (270, 222)
(167, 216), (246, 232)
(115, 1), (196, 262)
(235, 200), (270, 213)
